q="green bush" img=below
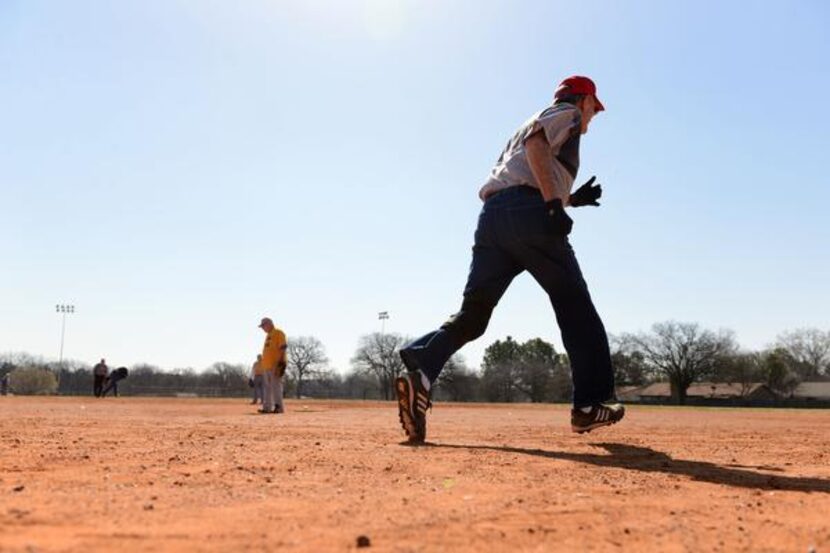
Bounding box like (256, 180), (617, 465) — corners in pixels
(9, 367), (59, 395)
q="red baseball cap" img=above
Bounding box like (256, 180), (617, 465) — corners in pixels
(554, 75), (605, 112)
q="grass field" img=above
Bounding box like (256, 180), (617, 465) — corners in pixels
(1, 397), (829, 552)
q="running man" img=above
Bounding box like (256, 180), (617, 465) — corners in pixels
(396, 76), (624, 442)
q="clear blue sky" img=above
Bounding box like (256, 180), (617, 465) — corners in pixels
(2, 0), (828, 373)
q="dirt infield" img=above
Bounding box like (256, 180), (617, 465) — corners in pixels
(1, 398), (829, 552)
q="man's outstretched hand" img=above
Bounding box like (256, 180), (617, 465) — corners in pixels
(569, 176), (602, 207)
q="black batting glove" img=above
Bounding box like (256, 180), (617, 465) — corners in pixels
(569, 176), (602, 207)
(544, 198), (573, 236)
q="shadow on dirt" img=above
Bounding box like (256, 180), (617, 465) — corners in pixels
(428, 442), (830, 493)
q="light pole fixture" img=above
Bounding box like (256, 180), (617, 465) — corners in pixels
(378, 311), (389, 334)
(55, 304), (75, 366)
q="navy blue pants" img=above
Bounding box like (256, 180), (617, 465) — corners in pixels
(101, 375), (124, 397)
(400, 186), (615, 408)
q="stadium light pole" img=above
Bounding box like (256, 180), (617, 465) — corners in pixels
(378, 311), (389, 334)
(56, 304), (75, 366)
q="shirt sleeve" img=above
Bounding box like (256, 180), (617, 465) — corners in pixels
(277, 331), (287, 364)
(528, 105), (581, 149)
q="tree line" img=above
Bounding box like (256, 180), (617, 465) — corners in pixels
(1, 323), (828, 404)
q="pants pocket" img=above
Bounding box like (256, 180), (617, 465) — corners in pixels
(508, 204), (556, 239)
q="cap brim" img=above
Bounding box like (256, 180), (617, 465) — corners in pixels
(594, 95), (605, 112)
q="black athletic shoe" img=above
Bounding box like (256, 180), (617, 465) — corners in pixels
(395, 370), (431, 443)
(571, 403), (625, 434)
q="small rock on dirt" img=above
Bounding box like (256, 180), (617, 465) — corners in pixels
(356, 535), (371, 548)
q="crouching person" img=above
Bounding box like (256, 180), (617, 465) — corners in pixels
(101, 367), (129, 398)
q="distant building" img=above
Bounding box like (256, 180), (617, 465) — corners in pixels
(616, 385), (652, 402)
(621, 382), (779, 403)
(790, 382), (830, 401)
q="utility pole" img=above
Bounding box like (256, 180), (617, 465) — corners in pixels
(56, 304), (75, 366)
(378, 311), (389, 334)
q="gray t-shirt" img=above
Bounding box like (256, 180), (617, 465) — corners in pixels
(479, 103), (582, 201)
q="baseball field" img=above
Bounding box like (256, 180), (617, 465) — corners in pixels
(1, 397), (828, 552)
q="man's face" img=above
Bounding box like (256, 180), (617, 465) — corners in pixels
(578, 95), (598, 135)
(260, 322), (273, 333)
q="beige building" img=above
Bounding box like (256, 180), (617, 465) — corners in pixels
(619, 382), (779, 402)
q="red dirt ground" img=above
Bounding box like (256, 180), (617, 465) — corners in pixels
(1, 397), (829, 552)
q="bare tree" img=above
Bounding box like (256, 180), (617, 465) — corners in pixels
(343, 371), (381, 400)
(623, 321), (737, 404)
(610, 334), (651, 386)
(713, 351), (764, 396)
(350, 332), (408, 400)
(297, 367), (343, 399)
(775, 328), (830, 379)
(201, 362), (249, 395)
(760, 347), (801, 395)
(287, 336), (329, 398)
(435, 355), (480, 402)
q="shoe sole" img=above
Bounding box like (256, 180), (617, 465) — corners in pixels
(571, 418), (622, 434)
(395, 376), (424, 443)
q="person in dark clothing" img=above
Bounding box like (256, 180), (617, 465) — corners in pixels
(92, 359), (108, 397)
(101, 367), (128, 398)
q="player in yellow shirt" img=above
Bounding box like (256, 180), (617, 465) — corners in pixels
(258, 317), (287, 414)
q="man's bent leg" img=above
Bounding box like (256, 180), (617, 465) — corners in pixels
(396, 212), (522, 442)
(400, 243), (522, 384)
